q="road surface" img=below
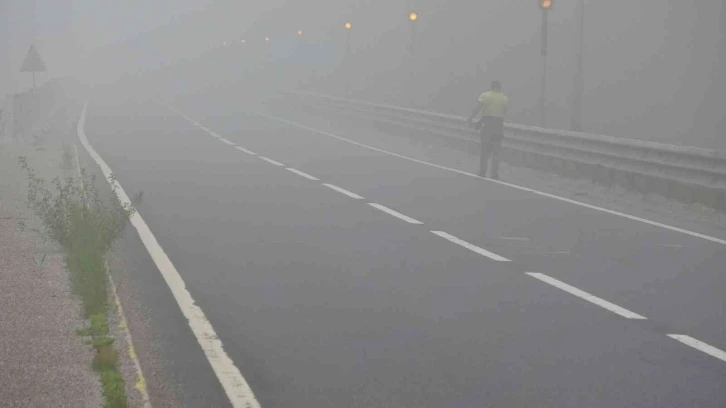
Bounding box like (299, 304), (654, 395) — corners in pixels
(79, 92), (726, 407)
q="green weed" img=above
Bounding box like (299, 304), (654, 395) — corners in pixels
(20, 155), (140, 408)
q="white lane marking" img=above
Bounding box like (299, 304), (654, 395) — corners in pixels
(431, 231), (511, 262)
(78, 103), (260, 408)
(235, 146), (258, 156)
(286, 167), (319, 181)
(259, 156), (284, 166)
(369, 203), (423, 224)
(219, 137), (235, 145)
(256, 112), (726, 247)
(526, 272), (647, 320)
(323, 184), (365, 199)
(497, 237), (530, 241)
(668, 335), (726, 363)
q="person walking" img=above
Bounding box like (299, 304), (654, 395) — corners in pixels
(468, 80), (509, 179)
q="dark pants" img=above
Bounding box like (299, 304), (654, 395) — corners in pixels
(478, 117), (504, 178)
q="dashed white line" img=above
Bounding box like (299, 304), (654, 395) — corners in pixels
(256, 112), (726, 247)
(526, 272), (647, 320)
(668, 335), (726, 363)
(78, 103), (261, 408)
(219, 138), (235, 145)
(234, 146), (257, 155)
(369, 203), (423, 224)
(286, 167), (319, 180)
(431, 231), (511, 262)
(259, 156), (285, 166)
(323, 184), (365, 199)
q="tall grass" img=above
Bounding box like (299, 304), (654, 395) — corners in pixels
(20, 156), (141, 408)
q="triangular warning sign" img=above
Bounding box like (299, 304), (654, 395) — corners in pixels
(20, 44), (47, 73)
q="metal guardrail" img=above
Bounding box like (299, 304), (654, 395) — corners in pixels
(288, 91), (726, 211)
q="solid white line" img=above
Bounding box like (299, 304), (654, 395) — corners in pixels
(78, 103), (260, 408)
(526, 272), (647, 319)
(286, 167), (318, 180)
(369, 203), (423, 224)
(259, 156), (284, 166)
(256, 112), (726, 247)
(668, 335), (726, 363)
(431, 231), (511, 262)
(235, 146), (258, 156)
(323, 183), (365, 199)
(219, 137), (235, 145)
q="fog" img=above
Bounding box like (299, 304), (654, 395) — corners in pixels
(3, 1), (724, 148)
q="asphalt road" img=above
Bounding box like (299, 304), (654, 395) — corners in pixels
(82, 93), (726, 407)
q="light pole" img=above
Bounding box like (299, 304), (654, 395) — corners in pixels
(571, 0), (585, 131)
(408, 11), (418, 55)
(539, 0), (553, 127)
(345, 21), (352, 58)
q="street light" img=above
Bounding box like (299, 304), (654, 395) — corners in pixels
(539, 0), (553, 126)
(572, 0), (585, 131)
(408, 11), (418, 54)
(298, 30), (303, 36)
(344, 22), (352, 57)
(265, 37), (270, 42)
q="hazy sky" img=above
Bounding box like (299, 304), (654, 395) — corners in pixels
(1, 0), (214, 93)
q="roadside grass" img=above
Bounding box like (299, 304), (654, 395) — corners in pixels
(20, 156), (141, 408)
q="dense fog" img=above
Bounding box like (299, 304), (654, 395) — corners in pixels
(2, 1), (724, 148)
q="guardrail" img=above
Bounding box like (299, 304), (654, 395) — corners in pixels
(287, 91), (726, 211)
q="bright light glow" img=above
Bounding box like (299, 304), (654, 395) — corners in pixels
(541, 0), (552, 9)
(345, 21), (352, 29)
(265, 37), (270, 42)
(409, 12), (418, 21)
(298, 30), (303, 36)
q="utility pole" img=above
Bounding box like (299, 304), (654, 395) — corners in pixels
(572, 0), (585, 131)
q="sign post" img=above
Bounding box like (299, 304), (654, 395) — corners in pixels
(20, 45), (47, 89)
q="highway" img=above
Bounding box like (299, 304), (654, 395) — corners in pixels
(80, 92), (726, 407)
